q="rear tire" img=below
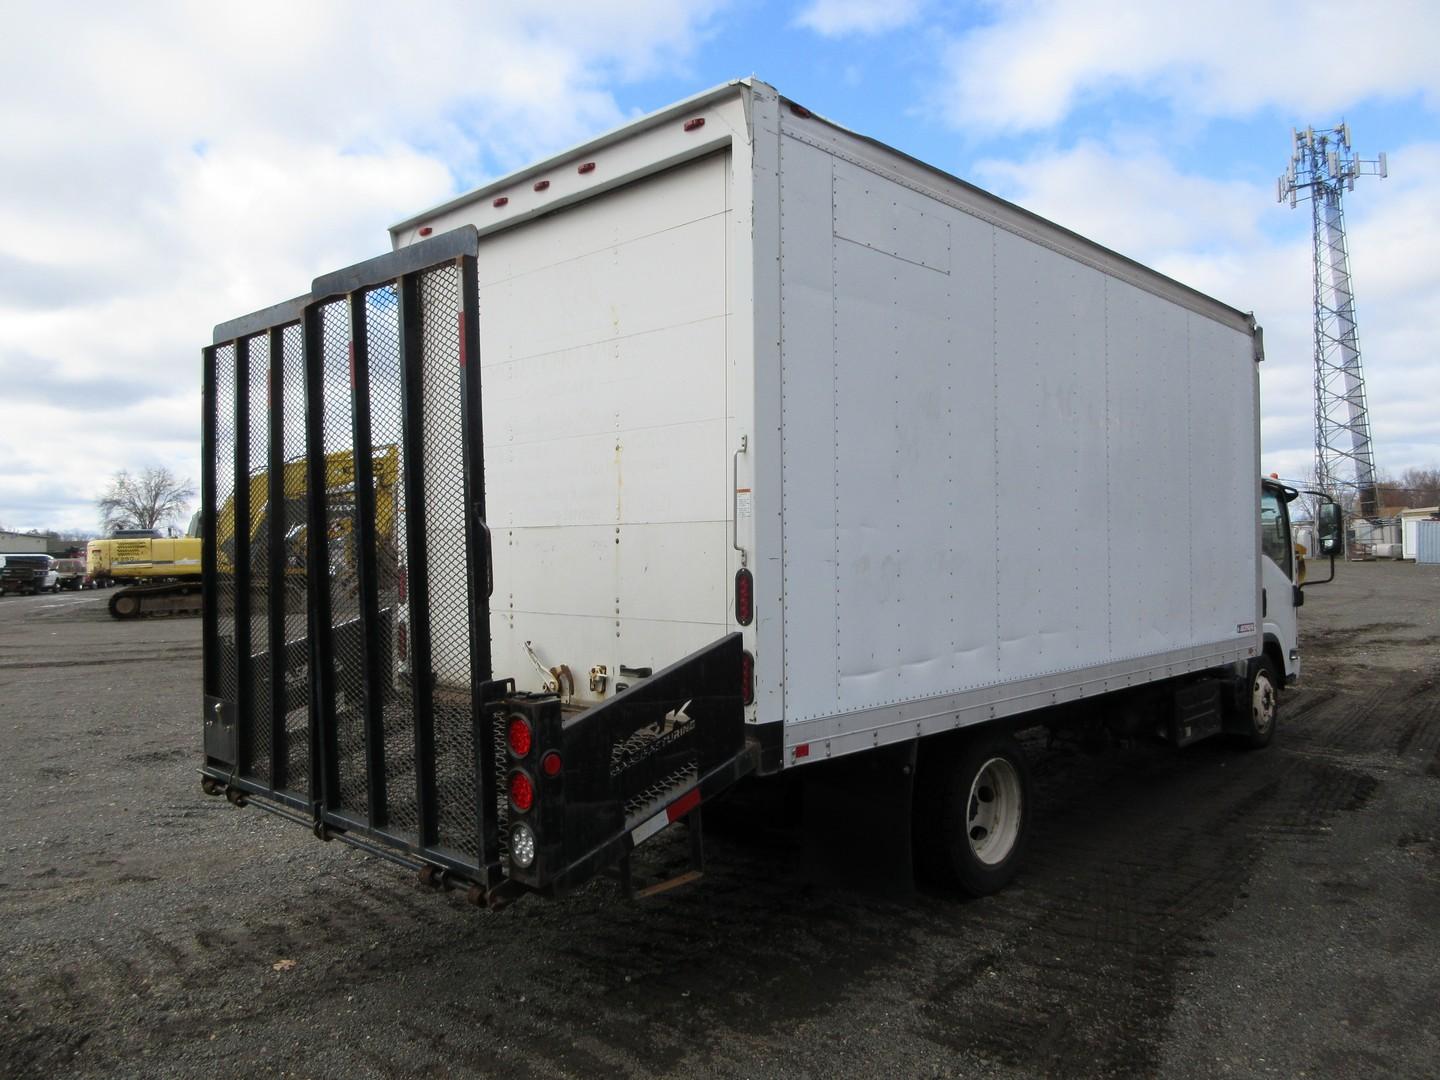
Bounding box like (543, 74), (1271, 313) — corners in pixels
(916, 730), (1033, 896)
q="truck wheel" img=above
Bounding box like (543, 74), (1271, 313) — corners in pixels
(1234, 656), (1279, 749)
(916, 730), (1033, 896)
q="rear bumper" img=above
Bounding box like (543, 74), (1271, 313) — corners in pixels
(201, 633), (753, 904)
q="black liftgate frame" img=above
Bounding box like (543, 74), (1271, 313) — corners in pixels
(201, 226), (509, 890)
(202, 225), (753, 903)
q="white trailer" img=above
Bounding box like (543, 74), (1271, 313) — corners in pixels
(1401, 506), (1440, 559)
(200, 80), (1339, 903)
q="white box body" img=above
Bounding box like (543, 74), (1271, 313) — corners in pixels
(391, 80), (1262, 771)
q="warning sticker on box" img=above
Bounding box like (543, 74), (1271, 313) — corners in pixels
(735, 488), (753, 520)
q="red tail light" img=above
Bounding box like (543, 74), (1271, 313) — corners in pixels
(397, 565), (407, 604)
(735, 568), (753, 626)
(509, 770), (534, 812)
(541, 750), (562, 777)
(741, 650), (755, 706)
(507, 716), (532, 757)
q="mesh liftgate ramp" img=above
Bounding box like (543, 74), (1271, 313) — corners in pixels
(200, 226), (756, 904)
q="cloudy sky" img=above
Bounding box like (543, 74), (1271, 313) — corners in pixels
(2, 0), (1436, 533)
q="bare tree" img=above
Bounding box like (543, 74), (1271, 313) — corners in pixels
(97, 466), (195, 535)
(1373, 471), (1406, 514)
(1398, 466), (1440, 508)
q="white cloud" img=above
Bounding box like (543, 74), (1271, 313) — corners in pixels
(939, 0), (1440, 132)
(0, 1), (722, 532)
(975, 139), (1268, 255)
(972, 141), (1440, 483)
(795, 0), (924, 36)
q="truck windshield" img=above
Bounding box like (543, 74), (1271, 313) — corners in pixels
(1261, 488), (1292, 578)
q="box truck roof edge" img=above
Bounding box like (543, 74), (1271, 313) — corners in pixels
(390, 78), (1256, 339)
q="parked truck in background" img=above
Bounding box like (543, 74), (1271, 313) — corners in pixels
(52, 558), (86, 590)
(0, 554), (60, 596)
(198, 79), (1342, 907)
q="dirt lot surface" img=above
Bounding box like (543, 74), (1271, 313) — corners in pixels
(2, 563), (1437, 1079)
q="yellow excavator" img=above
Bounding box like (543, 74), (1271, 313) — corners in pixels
(88, 526), (203, 587)
(102, 447), (398, 618)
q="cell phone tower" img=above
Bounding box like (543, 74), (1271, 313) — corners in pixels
(1278, 125), (1388, 517)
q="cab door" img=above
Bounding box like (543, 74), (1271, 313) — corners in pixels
(1260, 483), (1298, 680)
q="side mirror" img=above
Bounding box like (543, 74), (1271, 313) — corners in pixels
(1317, 502), (1343, 556)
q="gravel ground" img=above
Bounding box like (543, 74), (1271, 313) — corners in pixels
(2, 561), (1437, 1079)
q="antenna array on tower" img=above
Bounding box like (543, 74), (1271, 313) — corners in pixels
(1278, 125), (1388, 518)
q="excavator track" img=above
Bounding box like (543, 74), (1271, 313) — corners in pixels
(108, 582), (203, 619)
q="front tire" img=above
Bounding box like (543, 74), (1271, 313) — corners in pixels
(1234, 655), (1279, 749)
(916, 730), (1033, 896)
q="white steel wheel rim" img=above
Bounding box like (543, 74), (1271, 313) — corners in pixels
(1252, 669), (1277, 735)
(967, 757), (1023, 866)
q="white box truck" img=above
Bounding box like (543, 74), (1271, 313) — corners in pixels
(199, 80), (1343, 905)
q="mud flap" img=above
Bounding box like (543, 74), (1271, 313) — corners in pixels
(1221, 658), (1260, 735)
(802, 738), (917, 897)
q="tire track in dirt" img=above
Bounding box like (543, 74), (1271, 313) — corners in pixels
(4, 705), (1400, 1080)
(3, 829), (911, 1078)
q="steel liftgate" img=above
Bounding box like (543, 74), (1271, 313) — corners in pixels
(201, 227), (755, 905)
